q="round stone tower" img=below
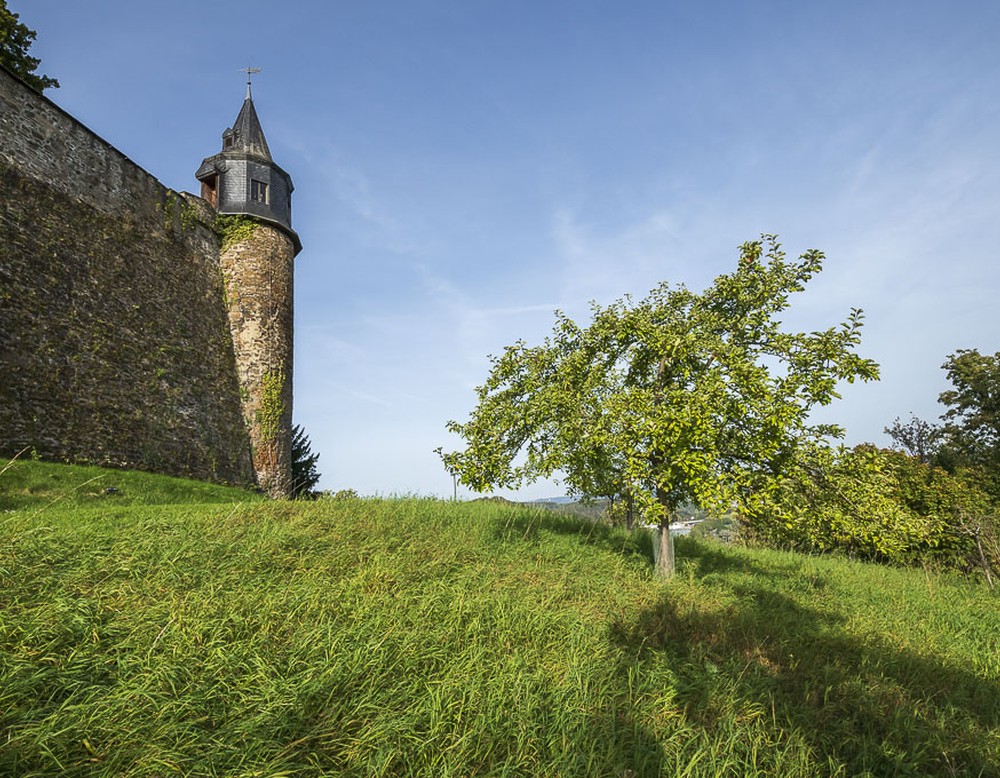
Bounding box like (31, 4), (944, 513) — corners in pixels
(196, 78), (301, 497)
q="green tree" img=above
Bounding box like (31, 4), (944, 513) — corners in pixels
(441, 235), (879, 577)
(290, 424), (321, 499)
(0, 1), (59, 92)
(939, 349), (1000, 480)
(884, 413), (942, 464)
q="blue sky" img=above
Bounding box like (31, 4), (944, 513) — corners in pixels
(21, 1), (1000, 499)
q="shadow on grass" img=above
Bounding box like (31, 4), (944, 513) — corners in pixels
(256, 682), (666, 778)
(492, 508), (657, 565)
(610, 575), (1000, 776)
(492, 510), (814, 582)
(489, 512), (999, 774)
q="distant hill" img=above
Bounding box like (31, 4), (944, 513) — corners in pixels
(521, 496), (610, 520)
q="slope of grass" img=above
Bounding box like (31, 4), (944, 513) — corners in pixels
(0, 476), (997, 776)
(0, 458), (260, 511)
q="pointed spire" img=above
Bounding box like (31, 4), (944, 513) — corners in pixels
(228, 96), (272, 160)
(220, 67), (271, 160)
(196, 67), (300, 252)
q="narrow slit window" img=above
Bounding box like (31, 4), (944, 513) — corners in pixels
(250, 179), (268, 204)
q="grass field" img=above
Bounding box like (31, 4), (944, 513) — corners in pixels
(1, 461), (998, 776)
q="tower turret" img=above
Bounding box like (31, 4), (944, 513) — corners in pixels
(197, 76), (299, 497)
(196, 79), (300, 249)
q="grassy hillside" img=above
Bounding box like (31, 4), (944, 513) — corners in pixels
(0, 459), (261, 511)
(1, 464), (998, 776)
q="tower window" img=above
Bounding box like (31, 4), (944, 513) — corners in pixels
(200, 174), (218, 209)
(250, 179), (268, 204)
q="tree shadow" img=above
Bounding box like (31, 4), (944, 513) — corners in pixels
(492, 508), (657, 565)
(490, 510), (820, 585)
(677, 534), (777, 575)
(610, 579), (1000, 775)
(487, 511), (999, 772)
(492, 510), (825, 590)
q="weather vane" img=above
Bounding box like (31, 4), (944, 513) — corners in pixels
(240, 65), (262, 99)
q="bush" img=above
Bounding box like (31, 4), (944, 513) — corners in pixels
(746, 444), (998, 581)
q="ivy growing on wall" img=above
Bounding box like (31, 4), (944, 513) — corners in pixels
(256, 369), (286, 443)
(216, 214), (259, 251)
(161, 190), (201, 234)
(0, 162), (255, 486)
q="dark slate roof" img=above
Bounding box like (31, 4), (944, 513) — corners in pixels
(224, 96), (272, 160)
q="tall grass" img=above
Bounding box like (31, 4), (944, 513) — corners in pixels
(0, 459), (260, 512)
(0, 469), (997, 776)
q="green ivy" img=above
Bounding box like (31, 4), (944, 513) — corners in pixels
(256, 369), (285, 443)
(215, 214), (259, 251)
(179, 199), (199, 232)
(160, 191), (200, 234)
(162, 190), (178, 230)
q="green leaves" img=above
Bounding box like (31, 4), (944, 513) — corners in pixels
(748, 444), (998, 576)
(0, 2), (59, 92)
(939, 349), (1000, 476)
(290, 424), (321, 499)
(441, 235), (879, 554)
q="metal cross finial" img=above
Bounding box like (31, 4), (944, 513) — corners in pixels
(240, 65), (262, 99)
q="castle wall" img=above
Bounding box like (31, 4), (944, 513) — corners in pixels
(0, 67), (255, 486)
(0, 72), (165, 225)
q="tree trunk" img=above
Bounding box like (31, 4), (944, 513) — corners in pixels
(975, 531), (995, 590)
(653, 486), (675, 578)
(655, 519), (675, 577)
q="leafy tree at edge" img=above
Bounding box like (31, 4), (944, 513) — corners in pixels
(0, 1), (59, 92)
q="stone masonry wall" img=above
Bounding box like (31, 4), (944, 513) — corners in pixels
(0, 66), (255, 486)
(220, 222), (295, 496)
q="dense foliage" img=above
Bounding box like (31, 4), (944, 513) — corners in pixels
(884, 413), (942, 464)
(745, 444), (999, 581)
(442, 236), (878, 575)
(0, 1), (58, 91)
(739, 347), (1000, 586)
(939, 349), (1000, 498)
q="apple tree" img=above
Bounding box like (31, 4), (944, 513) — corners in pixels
(441, 236), (879, 577)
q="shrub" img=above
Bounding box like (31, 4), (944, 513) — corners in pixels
(746, 444), (998, 581)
